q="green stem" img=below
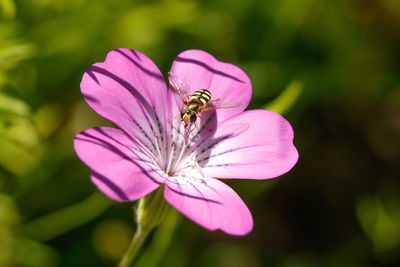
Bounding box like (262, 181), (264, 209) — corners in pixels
(135, 209), (179, 267)
(263, 80), (303, 115)
(118, 187), (170, 267)
(19, 192), (113, 241)
(117, 224), (151, 267)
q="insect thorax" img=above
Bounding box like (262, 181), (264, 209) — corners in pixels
(186, 101), (201, 112)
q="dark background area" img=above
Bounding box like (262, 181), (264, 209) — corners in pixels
(1, 0), (399, 266)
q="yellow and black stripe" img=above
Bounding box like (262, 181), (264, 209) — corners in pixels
(189, 89), (212, 105)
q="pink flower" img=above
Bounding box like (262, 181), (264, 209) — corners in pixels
(74, 49), (298, 236)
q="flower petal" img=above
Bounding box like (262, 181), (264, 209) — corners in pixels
(169, 50), (252, 124)
(164, 177), (253, 235)
(74, 127), (162, 202)
(198, 110), (298, 179)
(81, 49), (172, 152)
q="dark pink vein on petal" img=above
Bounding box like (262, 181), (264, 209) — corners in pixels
(174, 56), (245, 83)
(114, 49), (165, 81)
(197, 144), (263, 163)
(166, 184), (222, 204)
(92, 171), (130, 201)
(76, 130), (163, 185)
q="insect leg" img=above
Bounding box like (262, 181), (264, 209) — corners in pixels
(188, 121), (198, 134)
(168, 113), (181, 122)
(197, 115), (212, 132)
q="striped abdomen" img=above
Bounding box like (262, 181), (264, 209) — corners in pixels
(189, 89), (211, 105)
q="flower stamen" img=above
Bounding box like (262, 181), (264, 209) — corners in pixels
(164, 141), (176, 176)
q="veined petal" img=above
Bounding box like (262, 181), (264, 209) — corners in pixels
(75, 49), (298, 236)
(169, 50), (252, 124)
(81, 49), (172, 151)
(164, 177), (253, 236)
(199, 110), (298, 179)
(73, 127), (162, 202)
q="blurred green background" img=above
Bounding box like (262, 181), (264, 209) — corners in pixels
(1, 0), (400, 266)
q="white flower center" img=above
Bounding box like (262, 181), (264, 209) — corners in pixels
(163, 141), (198, 177)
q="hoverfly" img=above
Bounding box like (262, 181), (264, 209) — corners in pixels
(168, 72), (239, 133)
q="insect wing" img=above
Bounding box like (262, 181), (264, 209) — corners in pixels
(202, 97), (243, 112)
(168, 72), (191, 101)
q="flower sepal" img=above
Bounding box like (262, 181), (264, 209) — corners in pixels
(136, 186), (170, 232)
